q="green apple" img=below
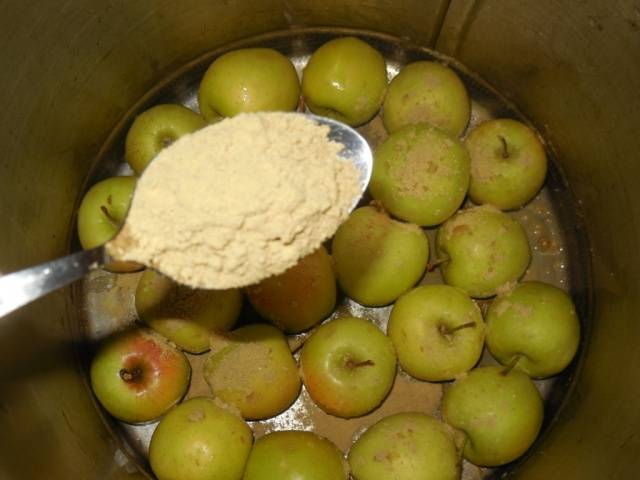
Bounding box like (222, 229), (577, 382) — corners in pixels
(370, 122), (470, 226)
(149, 396), (253, 480)
(90, 328), (190, 424)
(135, 269), (242, 354)
(387, 284), (484, 381)
(466, 118), (547, 210)
(348, 412), (460, 480)
(383, 61), (470, 137)
(486, 281), (580, 378)
(331, 206), (429, 306)
(77, 176), (141, 272)
(124, 104), (206, 174)
(203, 324), (301, 420)
(299, 316), (396, 418)
(301, 37), (387, 126)
(442, 366), (543, 467)
(435, 205), (530, 298)
(197, 48), (300, 122)
(246, 247), (336, 333)
(243, 431), (347, 480)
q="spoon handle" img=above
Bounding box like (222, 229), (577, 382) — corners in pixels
(0, 247), (105, 319)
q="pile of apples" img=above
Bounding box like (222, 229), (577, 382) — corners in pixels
(82, 36), (581, 480)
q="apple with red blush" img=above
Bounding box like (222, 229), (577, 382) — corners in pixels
(90, 328), (190, 424)
(299, 316), (396, 418)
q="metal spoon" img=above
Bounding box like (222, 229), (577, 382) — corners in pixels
(0, 114), (372, 320)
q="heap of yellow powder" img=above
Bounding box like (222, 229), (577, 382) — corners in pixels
(108, 112), (360, 289)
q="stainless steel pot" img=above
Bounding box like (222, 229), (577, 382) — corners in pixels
(1, 1), (638, 478)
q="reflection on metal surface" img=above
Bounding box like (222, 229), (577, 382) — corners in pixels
(312, 113), (373, 203)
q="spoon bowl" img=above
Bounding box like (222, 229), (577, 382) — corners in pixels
(311, 114), (372, 205)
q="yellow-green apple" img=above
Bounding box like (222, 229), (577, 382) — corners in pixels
(90, 328), (190, 424)
(486, 281), (580, 378)
(466, 119), (547, 210)
(243, 431), (347, 480)
(442, 366), (543, 466)
(387, 284), (484, 381)
(348, 412), (460, 480)
(77, 176), (141, 272)
(299, 316), (396, 418)
(301, 37), (387, 126)
(383, 61), (470, 137)
(203, 324), (300, 420)
(135, 269), (242, 354)
(370, 122), (470, 226)
(124, 104), (206, 174)
(331, 206), (429, 306)
(435, 205), (530, 298)
(246, 247), (336, 333)
(149, 397), (253, 480)
(197, 48), (300, 122)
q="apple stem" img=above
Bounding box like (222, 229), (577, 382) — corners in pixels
(100, 205), (120, 227)
(498, 135), (510, 159)
(346, 358), (375, 369)
(440, 321), (476, 336)
(459, 435), (470, 461)
(500, 355), (521, 376)
(119, 367), (143, 383)
(427, 256), (450, 271)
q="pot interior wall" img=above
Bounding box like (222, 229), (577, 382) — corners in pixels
(0, 1), (638, 479)
(435, 2), (640, 478)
